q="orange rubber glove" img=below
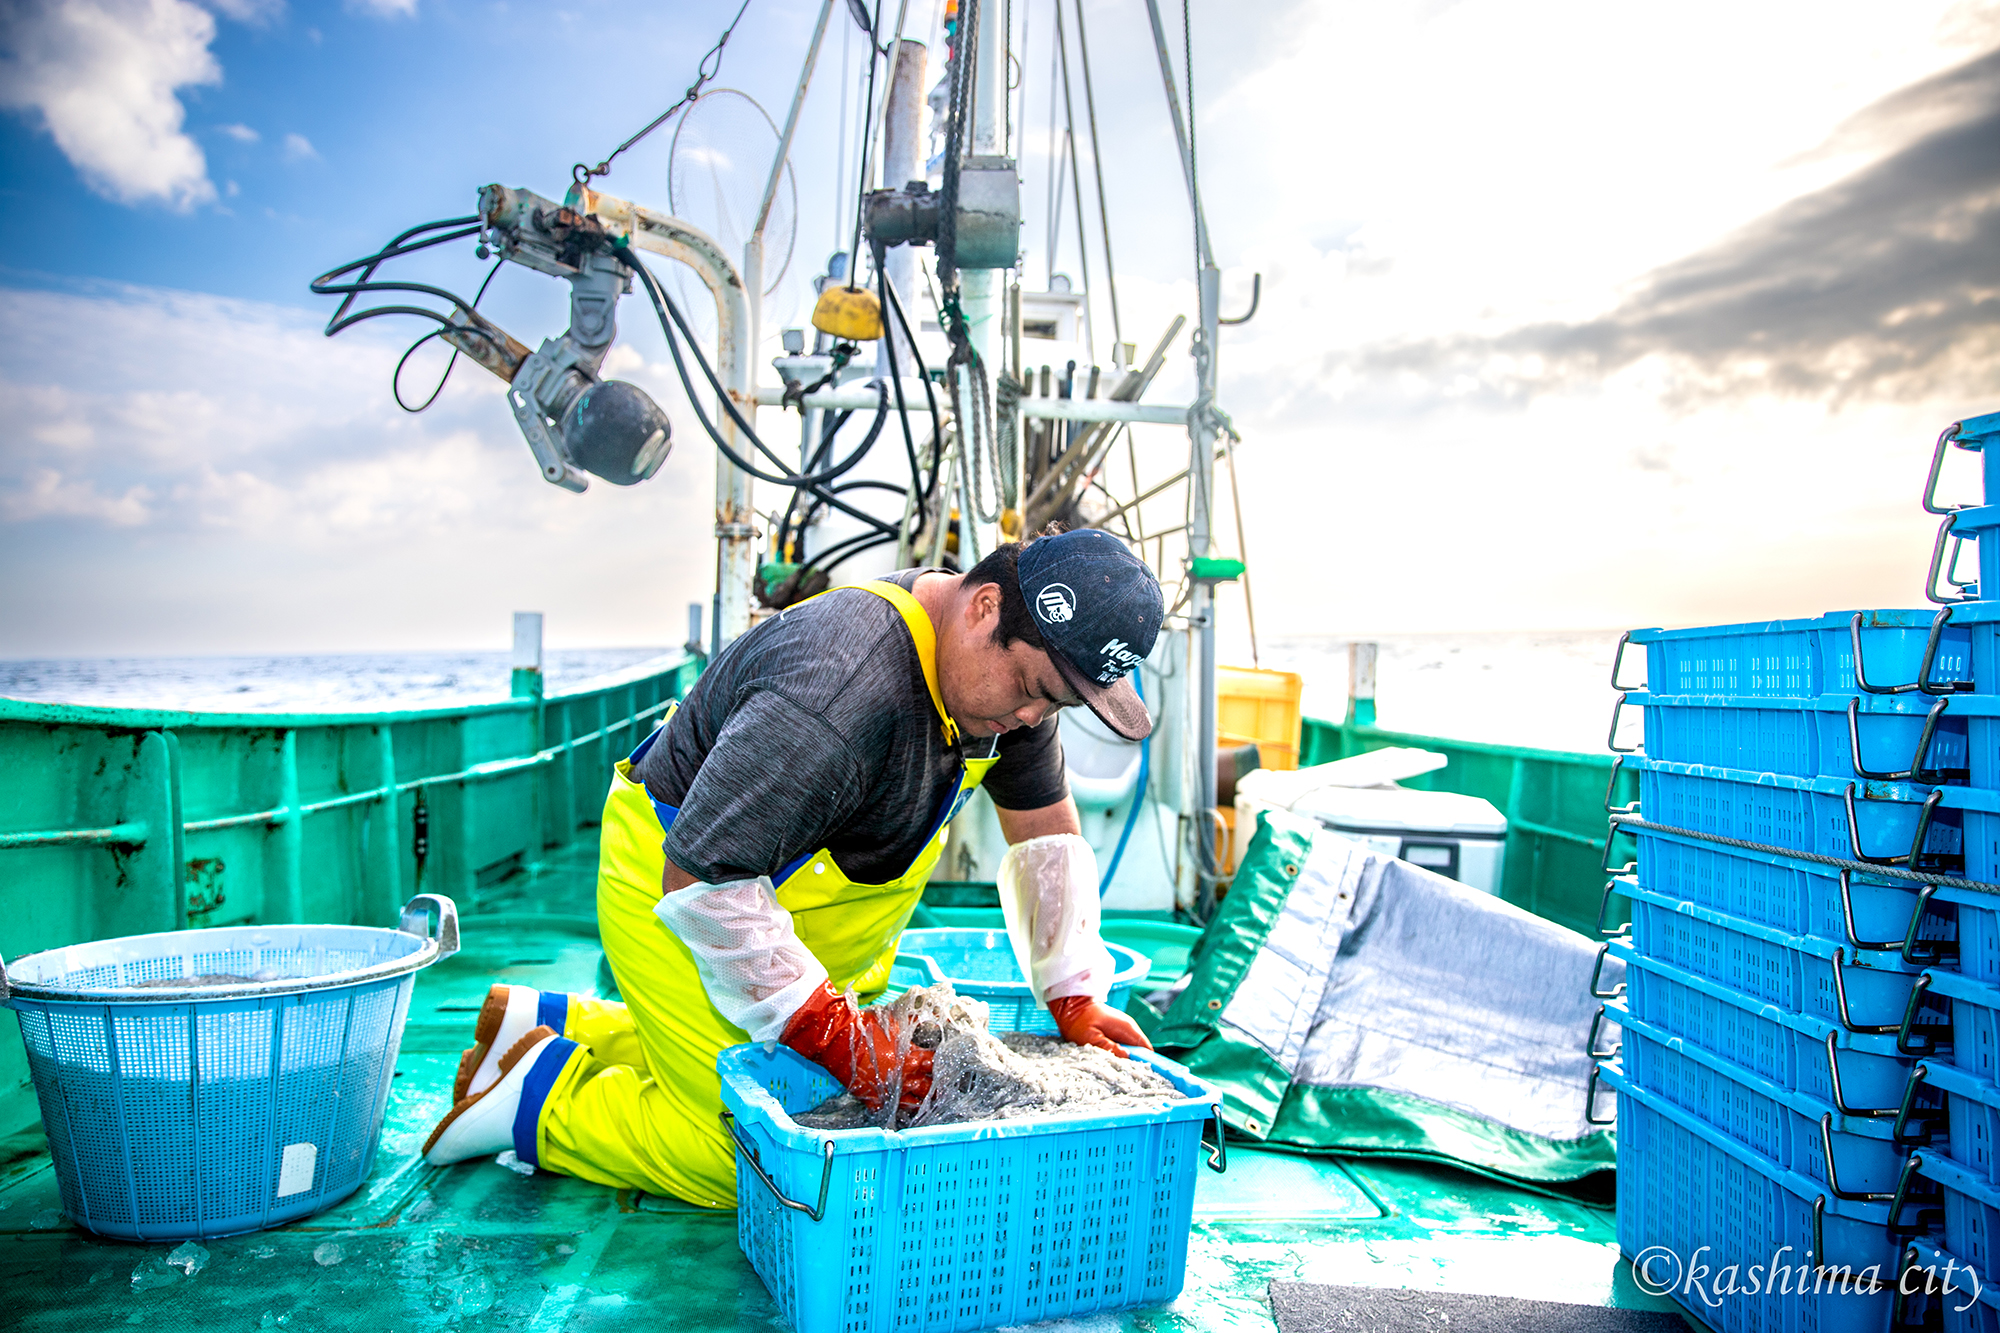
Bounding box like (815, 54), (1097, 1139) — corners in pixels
(781, 981), (933, 1114)
(1047, 995), (1153, 1058)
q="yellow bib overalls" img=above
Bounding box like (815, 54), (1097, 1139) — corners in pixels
(523, 581), (1000, 1206)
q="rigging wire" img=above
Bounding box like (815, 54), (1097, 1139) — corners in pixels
(1054, 0), (1094, 360)
(572, 0), (755, 186)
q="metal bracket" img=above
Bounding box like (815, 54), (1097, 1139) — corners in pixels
(720, 1110), (835, 1222)
(1603, 755), (1641, 816)
(1584, 1064), (1616, 1126)
(1887, 1153), (1944, 1239)
(1896, 975), (1946, 1057)
(1828, 947), (1899, 1035)
(1610, 630), (1646, 691)
(1606, 694), (1641, 754)
(1822, 1112), (1897, 1201)
(1927, 516), (1980, 605)
(1842, 783), (1943, 868)
(1893, 1064), (1942, 1148)
(1901, 884), (1958, 967)
(1590, 943), (1625, 999)
(1600, 817), (1637, 877)
(1823, 1031), (1896, 1119)
(1597, 879), (1632, 939)
(1587, 1005), (1621, 1059)
(1203, 1102), (1230, 1173)
(1847, 697), (1963, 783)
(1923, 421), (1972, 516)
(508, 346), (589, 493)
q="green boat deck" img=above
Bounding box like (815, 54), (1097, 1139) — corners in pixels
(0, 838), (1680, 1332)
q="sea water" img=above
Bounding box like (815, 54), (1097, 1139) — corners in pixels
(1, 631), (1626, 753)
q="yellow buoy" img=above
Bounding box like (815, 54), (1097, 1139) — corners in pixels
(811, 285), (884, 342)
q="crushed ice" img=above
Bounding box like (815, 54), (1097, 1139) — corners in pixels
(165, 1241), (208, 1277)
(793, 983), (1180, 1131)
(311, 1241), (344, 1267)
(494, 1150), (535, 1176)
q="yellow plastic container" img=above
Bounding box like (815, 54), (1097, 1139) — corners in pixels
(1217, 665), (1304, 772)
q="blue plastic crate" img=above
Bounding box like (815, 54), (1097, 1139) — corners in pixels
(1602, 1066), (1900, 1333)
(1631, 690), (1973, 784)
(886, 928), (1150, 1034)
(1, 899), (456, 1241)
(1904, 1233), (2000, 1332)
(1632, 826), (1951, 956)
(1617, 1004), (1918, 1196)
(1631, 755), (1967, 866)
(716, 1041), (1222, 1333)
(1945, 889), (2000, 984)
(1924, 969), (2000, 1084)
(1913, 1149), (2000, 1317)
(1623, 880), (1926, 1030)
(1624, 611), (1970, 701)
(1912, 1059), (2000, 1188)
(1613, 942), (1931, 1111)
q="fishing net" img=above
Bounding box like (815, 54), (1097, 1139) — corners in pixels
(792, 983), (1178, 1131)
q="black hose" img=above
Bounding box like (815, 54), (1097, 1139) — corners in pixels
(310, 218), (485, 336)
(391, 258), (505, 413)
(622, 248), (898, 535)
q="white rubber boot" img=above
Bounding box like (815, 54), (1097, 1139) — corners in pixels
(423, 1026), (561, 1167)
(454, 984), (547, 1102)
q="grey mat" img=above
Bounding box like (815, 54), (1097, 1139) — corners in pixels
(1268, 1282), (1690, 1333)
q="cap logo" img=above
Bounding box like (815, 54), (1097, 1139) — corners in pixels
(1097, 637), (1143, 683)
(1035, 583), (1076, 624)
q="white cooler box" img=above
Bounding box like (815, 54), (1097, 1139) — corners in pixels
(1289, 786), (1507, 893)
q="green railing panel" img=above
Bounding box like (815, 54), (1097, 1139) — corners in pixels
(1299, 715), (1633, 937)
(0, 651), (702, 1139)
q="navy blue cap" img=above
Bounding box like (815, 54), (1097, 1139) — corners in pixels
(1016, 529), (1164, 739)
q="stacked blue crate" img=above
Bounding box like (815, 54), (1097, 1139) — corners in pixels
(1593, 411), (2000, 1332)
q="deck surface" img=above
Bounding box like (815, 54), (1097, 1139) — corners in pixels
(0, 843), (1683, 1332)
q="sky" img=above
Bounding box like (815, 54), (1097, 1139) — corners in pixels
(0, 0), (1996, 658)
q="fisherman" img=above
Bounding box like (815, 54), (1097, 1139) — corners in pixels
(419, 527), (1164, 1205)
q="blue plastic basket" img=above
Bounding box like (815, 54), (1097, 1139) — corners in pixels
(886, 928), (1151, 1033)
(1912, 1059), (2000, 1188)
(1631, 755), (1968, 866)
(1926, 968), (2000, 1084)
(1602, 1065), (1900, 1333)
(1914, 1149), (2000, 1316)
(715, 1040), (1223, 1333)
(1631, 690), (1973, 785)
(1623, 880), (1925, 1030)
(0, 896), (457, 1241)
(1632, 825), (1951, 956)
(1905, 1232), (2000, 1331)
(1624, 611), (1970, 701)
(1613, 942), (1929, 1111)
(1616, 1003), (1918, 1196)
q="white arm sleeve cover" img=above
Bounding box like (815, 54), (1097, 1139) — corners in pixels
(997, 833), (1118, 1005)
(653, 876), (830, 1042)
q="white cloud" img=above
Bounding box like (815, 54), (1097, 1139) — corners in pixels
(346, 0), (416, 17)
(281, 132), (316, 161)
(0, 468), (153, 526)
(200, 0), (284, 22)
(217, 122), (258, 142)
(0, 0), (221, 209)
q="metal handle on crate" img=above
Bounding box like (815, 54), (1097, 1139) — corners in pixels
(398, 894), (460, 960)
(1822, 1031), (1896, 1119)
(1924, 421), (1971, 516)
(1822, 1112), (1899, 1202)
(1587, 1005), (1621, 1059)
(1606, 694), (1641, 755)
(1842, 783), (1944, 868)
(1918, 607), (1974, 697)
(1809, 1195), (1896, 1292)
(1589, 944), (1625, 999)
(1893, 1065), (1941, 1148)
(1887, 1153), (1944, 1239)
(1596, 879), (1632, 940)
(1828, 948), (1900, 1035)
(1927, 515), (1980, 606)
(1610, 630), (1646, 692)
(720, 1110), (835, 1222)
(1203, 1102), (1228, 1174)
(1896, 975), (1946, 1057)
(1838, 869), (1904, 953)
(1900, 885), (1958, 967)
(1600, 818), (1637, 877)
(1583, 1064), (1617, 1126)
(1603, 756), (1640, 816)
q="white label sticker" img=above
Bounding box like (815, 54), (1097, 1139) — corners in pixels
(277, 1142), (317, 1198)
